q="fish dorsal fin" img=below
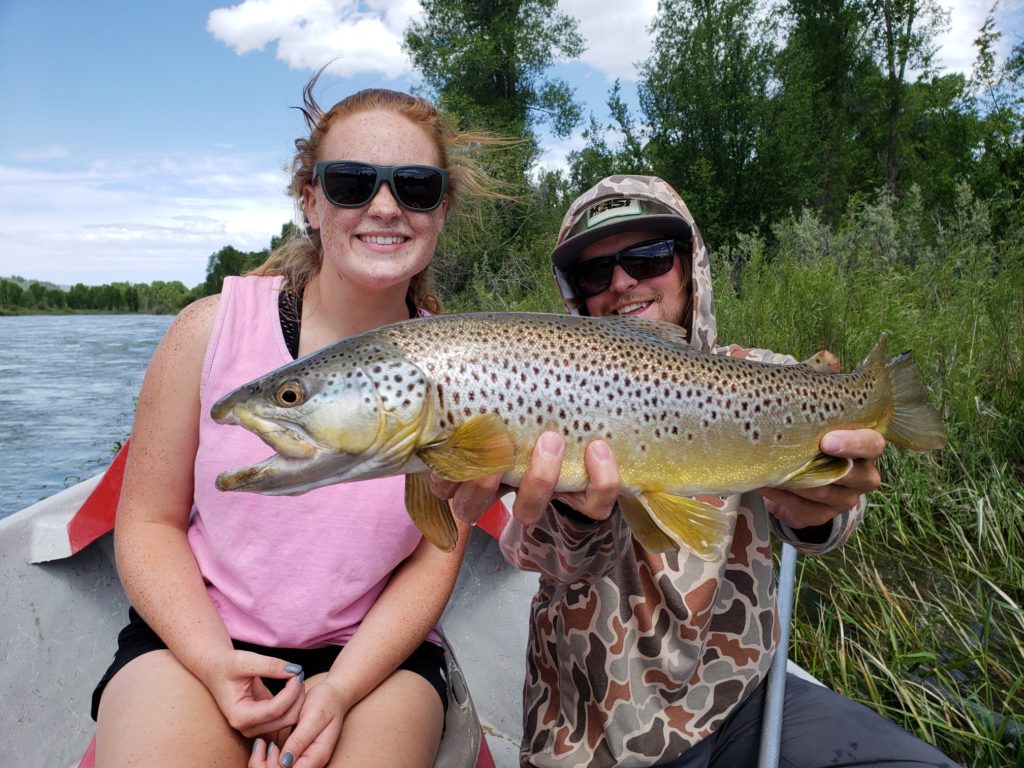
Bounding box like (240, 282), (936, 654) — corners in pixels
(599, 315), (692, 348)
(618, 496), (676, 553)
(404, 472), (458, 552)
(638, 492), (732, 561)
(857, 333), (889, 372)
(777, 454), (853, 490)
(415, 413), (515, 481)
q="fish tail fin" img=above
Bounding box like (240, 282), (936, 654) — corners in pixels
(884, 350), (948, 451)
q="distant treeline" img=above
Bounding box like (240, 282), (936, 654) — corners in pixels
(0, 225), (297, 315)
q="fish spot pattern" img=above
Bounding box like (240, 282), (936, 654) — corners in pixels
(277, 313), (894, 491)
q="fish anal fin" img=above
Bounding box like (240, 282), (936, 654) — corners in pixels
(416, 413), (515, 481)
(777, 454), (853, 490)
(618, 496), (676, 553)
(404, 472), (457, 552)
(639, 492), (732, 561)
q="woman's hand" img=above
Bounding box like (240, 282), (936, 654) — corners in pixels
(430, 432), (621, 526)
(760, 429), (885, 529)
(202, 650), (306, 738)
(249, 678), (350, 768)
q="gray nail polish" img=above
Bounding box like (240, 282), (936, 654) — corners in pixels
(283, 662), (303, 675)
(252, 738), (263, 754)
(281, 752), (295, 768)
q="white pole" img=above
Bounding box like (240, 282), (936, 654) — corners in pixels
(757, 542), (798, 768)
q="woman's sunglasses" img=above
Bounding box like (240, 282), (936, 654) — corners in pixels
(312, 160), (449, 212)
(567, 238), (685, 299)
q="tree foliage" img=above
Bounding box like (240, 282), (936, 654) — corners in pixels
(404, 0), (584, 174)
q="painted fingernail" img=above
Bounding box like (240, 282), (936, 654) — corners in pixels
(281, 752), (295, 768)
(283, 662), (303, 675)
(252, 738), (263, 754)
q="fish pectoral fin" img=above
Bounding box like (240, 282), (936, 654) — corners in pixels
(777, 454), (853, 490)
(404, 472), (458, 552)
(639, 492), (732, 561)
(415, 413), (515, 482)
(618, 496), (676, 553)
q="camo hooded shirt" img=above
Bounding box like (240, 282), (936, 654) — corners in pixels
(500, 177), (864, 768)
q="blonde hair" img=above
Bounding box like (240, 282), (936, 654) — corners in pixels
(249, 67), (510, 314)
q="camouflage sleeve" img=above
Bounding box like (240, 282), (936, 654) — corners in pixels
(498, 502), (633, 583)
(769, 494), (866, 555)
(722, 344), (866, 555)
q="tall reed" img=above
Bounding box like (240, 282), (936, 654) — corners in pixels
(713, 185), (1024, 767)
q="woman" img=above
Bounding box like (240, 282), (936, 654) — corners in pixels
(93, 74), (501, 768)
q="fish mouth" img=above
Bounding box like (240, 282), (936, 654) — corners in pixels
(211, 392), (319, 461)
(215, 451), (352, 495)
(213, 405), (338, 494)
(235, 410), (320, 460)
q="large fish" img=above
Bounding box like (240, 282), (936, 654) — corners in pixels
(212, 312), (946, 559)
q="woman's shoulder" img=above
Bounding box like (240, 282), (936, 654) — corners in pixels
(159, 295), (221, 359)
(174, 294), (220, 333)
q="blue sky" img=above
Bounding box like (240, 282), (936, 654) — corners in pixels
(0, 0), (1020, 288)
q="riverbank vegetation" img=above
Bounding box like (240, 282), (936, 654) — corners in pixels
(8, 0), (1023, 763)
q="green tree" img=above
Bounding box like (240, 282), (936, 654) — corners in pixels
(404, 0), (585, 307)
(0, 278), (24, 310)
(404, 0), (584, 174)
(772, 0), (879, 218)
(970, 13), (1024, 230)
(203, 245), (266, 296)
(66, 283), (89, 310)
(861, 0), (950, 194)
(639, 0), (779, 246)
(566, 81), (648, 197)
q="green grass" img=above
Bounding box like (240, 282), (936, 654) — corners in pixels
(711, 186), (1024, 767)
(453, 181), (1023, 765)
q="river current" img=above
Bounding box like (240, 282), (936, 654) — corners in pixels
(0, 314), (174, 518)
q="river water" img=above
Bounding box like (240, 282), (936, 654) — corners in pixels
(0, 314), (174, 519)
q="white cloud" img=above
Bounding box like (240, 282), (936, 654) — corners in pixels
(0, 153), (295, 286)
(12, 145), (73, 162)
(557, 0), (658, 82)
(207, 0), (421, 78)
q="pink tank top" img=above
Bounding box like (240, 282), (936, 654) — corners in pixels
(188, 275), (437, 648)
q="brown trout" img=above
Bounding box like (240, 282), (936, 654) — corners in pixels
(212, 312), (946, 559)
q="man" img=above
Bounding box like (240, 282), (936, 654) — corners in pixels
(434, 176), (957, 767)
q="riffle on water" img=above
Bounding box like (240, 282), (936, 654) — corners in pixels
(0, 314), (173, 518)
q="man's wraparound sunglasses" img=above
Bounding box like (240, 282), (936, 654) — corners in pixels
(312, 160), (449, 212)
(567, 238), (685, 299)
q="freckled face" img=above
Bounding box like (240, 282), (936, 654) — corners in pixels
(303, 110), (448, 293)
(579, 231), (692, 327)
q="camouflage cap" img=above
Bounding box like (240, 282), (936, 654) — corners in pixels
(551, 175), (696, 270)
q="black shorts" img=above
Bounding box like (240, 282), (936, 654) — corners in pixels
(91, 607), (447, 720)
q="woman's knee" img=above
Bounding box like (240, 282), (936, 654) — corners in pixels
(95, 650), (247, 767)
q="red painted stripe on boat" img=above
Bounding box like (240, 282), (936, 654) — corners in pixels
(67, 440), (129, 554)
(476, 500), (509, 541)
(77, 735), (96, 768)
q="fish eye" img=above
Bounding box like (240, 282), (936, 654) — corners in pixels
(274, 380), (305, 407)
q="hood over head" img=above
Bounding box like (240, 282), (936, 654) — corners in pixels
(551, 174), (717, 352)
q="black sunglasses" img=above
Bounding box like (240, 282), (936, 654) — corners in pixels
(312, 160), (449, 212)
(567, 238), (685, 299)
